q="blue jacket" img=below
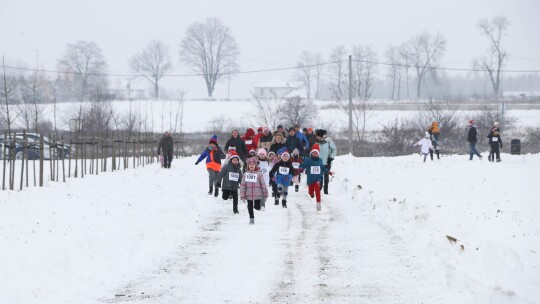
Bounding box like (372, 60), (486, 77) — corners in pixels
(196, 146), (225, 171)
(270, 160), (294, 186)
(300, 156), (328, 185)
(296, 132), (309, 150)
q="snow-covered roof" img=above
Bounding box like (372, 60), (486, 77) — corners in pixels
(253, 79), (299, 89)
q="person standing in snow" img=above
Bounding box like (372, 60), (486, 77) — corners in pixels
(487, 122), (503, 162)
(225, 130), (247, 161)
(157, 131), (174, 168)
(242, 128), (259, 155)
(195, 135), (225, 197)
(290, 148), (304, 192)
(240, 157), (268, 225)
(414, 132), (434, 162)
(426, 121), (440, 160)
(300, 143), (329, 211)
(256, 148), (272, 210)
(315, 129), (337, 195)
(257, 127), (273, 151)
(285, 127), (304, 157)
(467, 119), (483, 160)
(215, 151), (243, 214)
(269, 147), (294, 208)
(270, 133), (286, 154)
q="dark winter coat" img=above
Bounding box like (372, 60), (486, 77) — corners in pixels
(467, 126), (478, 143)
(270, 135), (287, 154)
(225, 134), (247, 160)
(285, 133), (304, 154)
(216, 162), (243, 191)
(157, 135), (173, 155)
(269, 160), (295, 186)
(257, 133), (273, 151)
(300, 156), (329, 185)
(306, 133), (316, 150)
(487, 129), (503, 149)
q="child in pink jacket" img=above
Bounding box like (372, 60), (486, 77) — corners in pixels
(240, 157), (269, 225)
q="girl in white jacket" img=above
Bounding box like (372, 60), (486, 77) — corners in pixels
(414, 132), (434, 162)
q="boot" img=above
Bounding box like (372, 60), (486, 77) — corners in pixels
(282, 200), (287, 208)
(214, 187), (219, 197)
(436, 150), (440, 159)
(295, 185), (299, 192)
(274, 198), (279, 205)
(249, 218), (254, 225)
(233, 208), (239, 214)
(208, 186), (213, 195)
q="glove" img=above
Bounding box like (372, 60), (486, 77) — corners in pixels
(195, 161), (199, 165)
(329, 171), (334, 176)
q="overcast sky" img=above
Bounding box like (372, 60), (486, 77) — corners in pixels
(1, 0), (539, 99)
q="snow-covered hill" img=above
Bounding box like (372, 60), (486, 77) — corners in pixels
(1, 153), (538, 303)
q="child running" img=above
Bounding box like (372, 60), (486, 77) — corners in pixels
(414, 132), (434, 162)
(240, 157), (268, 225)
(215, 151), (243, 214)
(195, 135), (225, 196)
(270, 148), (294, 208)
(290, 148), (304, 192)
(300, 143), (329, 211)
(257, 148), (272, 210)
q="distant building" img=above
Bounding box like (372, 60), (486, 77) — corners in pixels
(101, 88), (147, 101)
(253, 79), (304, 99)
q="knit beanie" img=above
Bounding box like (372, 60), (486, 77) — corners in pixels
(209, 135), (218, 145)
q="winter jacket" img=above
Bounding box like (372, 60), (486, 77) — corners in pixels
(285, 134), (304, 155)
(467, 126), (478, 143)
(427, 122), (440, 135)
(290, 155), (304, 176)
(257, 133), (273, 151)
(216, 162), (243, 191)
(415, 138), (433, 154)
(242, 128), (259, 153)
(273, 130), (288, 139)
(257, 158), (272, 186)
(295, 132), (309, 150)
(487, 129), (503, 148)
(196, 146), (225, 172)
(157, 135), (173, 155)
(306, 133), (316, 149)
(225, 133), (247, 160)
(300, 156), (328, 185)
(239, 170), (268, 201)
(269, 160), (295, 186)
(317, 137), (337, 166)
(270, 136), (287, 154)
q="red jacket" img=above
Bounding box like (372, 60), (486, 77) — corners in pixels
(242, 128), (259, 153)
(290, 155), (304, 176)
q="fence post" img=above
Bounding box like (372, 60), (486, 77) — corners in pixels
(39, 134), (44, 187)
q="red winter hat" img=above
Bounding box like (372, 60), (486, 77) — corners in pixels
(257, 127), (263, 132)
(468, 119), (474, 125)
(229, 150), (239, 160)
(310, 143), (320, 155)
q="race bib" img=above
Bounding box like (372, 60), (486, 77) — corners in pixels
(492, 137), (498, 142)
(292, 162), (300, 169)
(279, 167), (290, 175)
(260, 167), (268, 175)
(245, 140), (252, 145)
(229, 172), (239, 182)
(245, 173), (258, 183)
(310, 166), (321, 174)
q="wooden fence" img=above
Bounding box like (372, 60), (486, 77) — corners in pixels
(1, 131), (184, 191)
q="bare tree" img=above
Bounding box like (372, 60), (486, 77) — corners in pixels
(179, 18), (239, 98)
(398, 42), (412, 99)
(408, 32), (447, 99)
(352, 45), (377, 100)
(328, 45), (348, 101)
(378, 117), (417, 156)
(336, 99), (374, 142)
(129, 40), (173, 99)
(313, 52), (325, 99)
(250, 92), (285, 130)
(415, 99), (463, 140)
(1, 57), (21, 135)
(474, 16), (509, 100)
(385, 44), (402, 100)
(294, 51), (313, 98)
(282, 96), (319, 127)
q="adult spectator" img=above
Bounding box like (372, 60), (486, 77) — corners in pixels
(257, 127), (273, 151)
(285, 127), (304, 155)
(157, 131), (174, 168)
(467, 120), (482, 160)
(273, 125), (288, 139)
(225, 130), (247, 160)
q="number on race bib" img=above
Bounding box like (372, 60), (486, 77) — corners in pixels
(310, 166), (321, 174)
(292, 162), (300, 169)
(245, 140), (252, 145)
(279, 167), (290, 175)
(245, 173), (258, 183)
(229, 172), (239, 182)
(261, 167), (268, 175)
(492, 137), (498, 142)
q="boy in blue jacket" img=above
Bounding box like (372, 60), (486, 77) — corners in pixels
(300, 143), (329, 211)
(269, 147), (294, 208)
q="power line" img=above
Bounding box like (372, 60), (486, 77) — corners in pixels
(3, 58), (540, 78)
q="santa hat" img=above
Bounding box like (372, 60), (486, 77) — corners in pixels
(257, 127), (263, 132)
(249, 148), (257, 155)
(277, 147), (290, 158)
(228, 146), (236, 151)
(468, 119), (474, 125)
(257, 148), (267, 157)
(291, 148), (299, 156)
(310, 143), (320, 155)
(209, 135), (218, 145)
(229, 150), (239, 160)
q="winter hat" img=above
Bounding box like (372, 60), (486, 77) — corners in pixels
(494, 122), (500, 127)
(228, 146), (237, 151)
(310, 143), (320, 155)
(316, 129), (327, 137)
(468, 119), (474, 125)
(277, 147), (290, 158)
(288, 127), (296, 132)
(249, 148), (257, 156)
(291, 148), (299, 156)
(229, 150), (240, 161)
(257, 148), (267, 157)
(257, 127), (263, 132)
(307, 127), (313, 133)
(209, 135), (218, 145)
(268, 151), (276, 157)
(247, 156), (259, 168)
(277, 125), (284, 129)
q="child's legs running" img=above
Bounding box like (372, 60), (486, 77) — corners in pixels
(254, 199), (261, 211)
(222, 190), (230, 200)
(207, 169), (218, 188)
(308, 183), (315, 198)
(231, 191), (238, 211)
(247, 200), (254, 218)
(314, 182), (321, 203)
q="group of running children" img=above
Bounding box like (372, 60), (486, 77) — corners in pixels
(195, 127), (336, 225)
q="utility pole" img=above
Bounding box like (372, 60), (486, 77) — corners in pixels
(348, 55), (353, 155)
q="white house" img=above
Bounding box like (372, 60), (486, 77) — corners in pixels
(253, 79), (303, 99)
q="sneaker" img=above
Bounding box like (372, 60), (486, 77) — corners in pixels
(274, 199), (279, 205)
(282, 200), (287, 208)
(249, 218), (254, 225)
(316, 203), (321, 211)
(496, 159), (501, 162)
(488, 155), (492, 161)
(295, 185), (299, 192)
(214, 188), (219, 197)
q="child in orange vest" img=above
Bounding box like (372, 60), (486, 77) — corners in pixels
(195, 135), (225, 197)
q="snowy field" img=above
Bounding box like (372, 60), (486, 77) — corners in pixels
(1, 153), (539, 303)
(32, 100), (540, 133)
